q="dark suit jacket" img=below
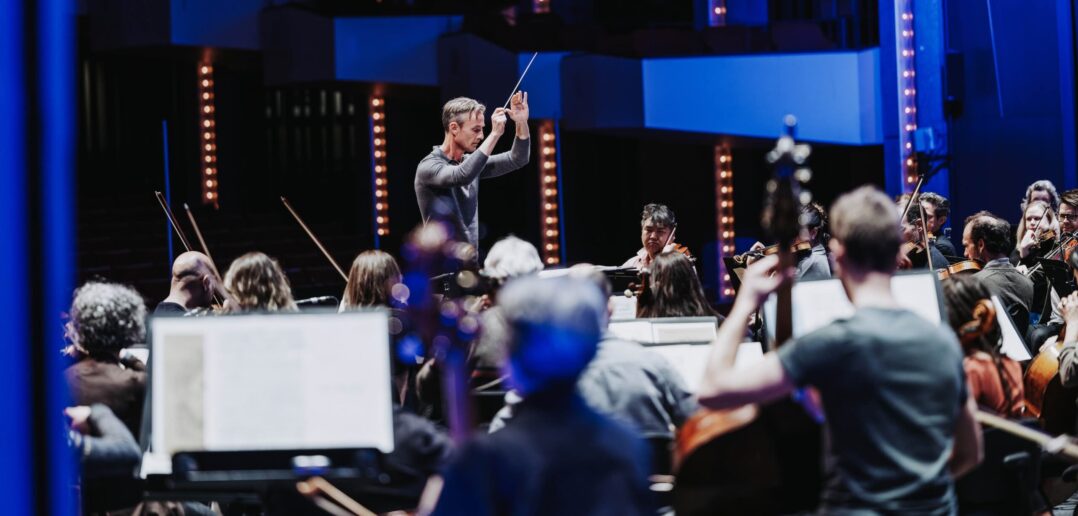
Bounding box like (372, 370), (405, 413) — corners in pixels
(975, 261), (1035, 336)
(65, 356), (146, 439)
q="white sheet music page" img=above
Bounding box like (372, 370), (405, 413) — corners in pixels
(150, 311), (395, 463)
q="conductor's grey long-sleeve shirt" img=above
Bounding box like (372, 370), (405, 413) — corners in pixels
(415, 137), (530, 253)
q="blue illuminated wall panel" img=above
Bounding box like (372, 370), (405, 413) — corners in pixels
(517, 52), (568, 120)
(336, 16), (462, 86)
(641, 49), (882, 145)
(170, 0), (262, 50)
(560, 54), (645, 130)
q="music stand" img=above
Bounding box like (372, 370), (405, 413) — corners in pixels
(141, 311), (400, 507)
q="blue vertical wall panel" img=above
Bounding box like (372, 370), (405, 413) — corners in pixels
(560, 54), (644, 130)
(0, 0), (32, 512)
(41, 0), (77, 508)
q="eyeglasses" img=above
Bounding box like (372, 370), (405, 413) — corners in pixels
(1061, 214), (1078, 221)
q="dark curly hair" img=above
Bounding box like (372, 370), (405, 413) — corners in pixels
(64, 282), (147, 358)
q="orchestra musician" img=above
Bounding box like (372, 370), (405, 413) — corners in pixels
(1053, 291), (1078, 388)
(920, 192), (958, 257)
(1015, 200), (1060, 267)
(429, 275), (653, 515)
(900, 206), (948, 270)
(1021, 179), (1061, 215)
(965, 212), (1035, 337)
(63, 282), (148, 439)
(622, 203), (680, 270)
(340, 250), (403, 310)
(154, 251), (221, 315)
(795, 202), (833, 280)
(941, 275), (1025, 417)
(1059, 189), (1078, 235)
(489, 267), (698, 476)
(696, 186), (982, 514)
(636, 251), (725, 321)
(222, 251), (298, 313)
(415, 94), (531, 261)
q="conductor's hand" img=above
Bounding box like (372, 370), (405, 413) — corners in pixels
(65, 406), (92, 435)
(737, 254), (793, 308)
(508, 91), (529, 125)
(490, 107), (508, 137)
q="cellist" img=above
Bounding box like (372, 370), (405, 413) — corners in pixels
(697, 186), (982, 514)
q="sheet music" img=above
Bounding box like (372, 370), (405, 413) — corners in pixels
(993, 295), (1031, 361)
(648, 342), (763, 393)
(149, 311), (395, 475)
(764, 272), (944, 340)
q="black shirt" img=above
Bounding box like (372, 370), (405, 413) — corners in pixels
(433, 390), (653, 516)
(778, 308), (966, 515)
(153, 301), (187, 316)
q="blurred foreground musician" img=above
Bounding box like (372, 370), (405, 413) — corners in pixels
(697, 186), (982, 514)
(430, 276), (653, 515)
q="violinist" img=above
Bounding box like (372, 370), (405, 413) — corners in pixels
(155, 251), (220, 315)
(920, 192), (958, 257)
(900, 207), (947, 270)
(1058, 189), (1078, 235)
(1014, 200), (1059, 267)
(742, 203), (829, 280)
(622, 203), (680, 270)
(1053, 291), (1078, 388)
(1020, 179), (1061, 215)
(965, 212), (1035, 337)
(222, 252), (298, 313)
(697, 186), (982, 513)
(795, 202), (832, 280)
(942, 275), (1024, 417)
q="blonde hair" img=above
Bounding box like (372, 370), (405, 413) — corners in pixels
(1016, 200), (1056, 247)
(342, 250), (401, 309)
(441, 97), (485, 131)
(223, 252), (297, 312)
(830, 185), (902, 273)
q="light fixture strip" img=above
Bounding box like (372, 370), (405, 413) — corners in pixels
(715, 146), (735, 299)
(370, 95), (390, 239)
(198, 62), (218, 208)
(538, 120), (559, 265)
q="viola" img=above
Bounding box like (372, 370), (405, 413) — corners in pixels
(936, 259), (983, 280)
(732, 241), (812, 265)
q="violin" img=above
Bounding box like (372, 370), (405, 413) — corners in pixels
(936, 259), (983, 280)
(732, 241), (812, 265)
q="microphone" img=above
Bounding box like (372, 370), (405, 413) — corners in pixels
(295, 296), (339, 307)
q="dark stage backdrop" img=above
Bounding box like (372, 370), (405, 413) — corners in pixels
(77, 52), (883, 307)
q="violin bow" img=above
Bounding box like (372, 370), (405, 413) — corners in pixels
(183, 203), (215, 265)
(155, 191), (194, 252)
(976, 410), (1078, 461)
(280, 196), (349, 282)
(916, 201), (934, 270)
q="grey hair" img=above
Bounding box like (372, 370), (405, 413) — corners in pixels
(641, 203), (677, 229)
(441, 97), (486, 132)
(1022, 180), (1060, 213)
(482, 236), (543, 281)
(499, 276), (605, 393)
(65, 282), (147, 355)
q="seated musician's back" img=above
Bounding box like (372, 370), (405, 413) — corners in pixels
(698, 186), (982, 515)
(431, 276), (653, 516)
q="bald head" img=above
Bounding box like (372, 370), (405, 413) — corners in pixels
(167, 251), (219, 309)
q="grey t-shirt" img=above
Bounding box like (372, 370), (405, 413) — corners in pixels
(777, 308), (966, 515)
(414, 137), (530, 253)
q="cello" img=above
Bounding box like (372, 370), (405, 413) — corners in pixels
(673, 117), (822, 515)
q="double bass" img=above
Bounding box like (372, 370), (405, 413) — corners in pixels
(673, 117), (822, 515)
